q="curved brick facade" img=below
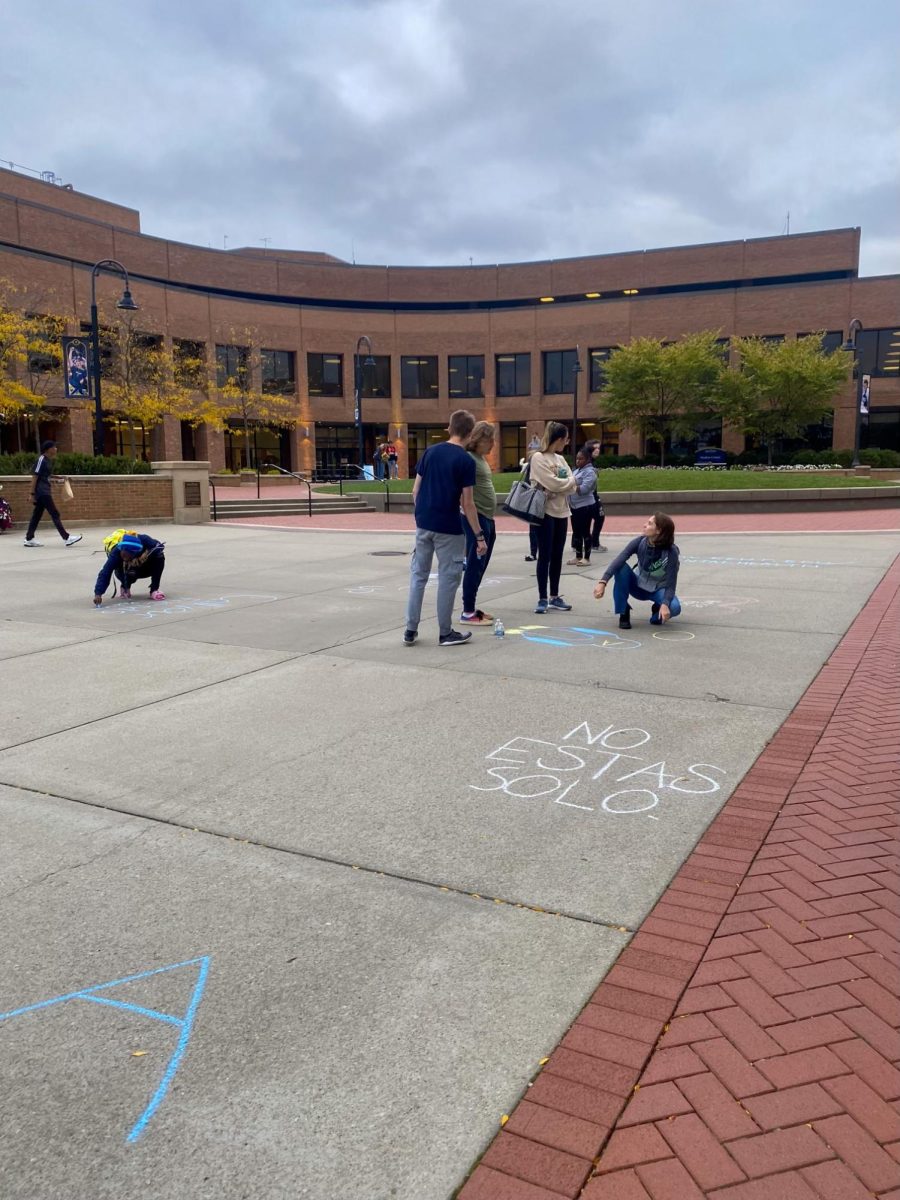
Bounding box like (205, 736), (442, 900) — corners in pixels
(1, 166), (898, 475)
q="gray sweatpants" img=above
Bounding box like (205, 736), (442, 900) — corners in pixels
(405, 527), (466, 637)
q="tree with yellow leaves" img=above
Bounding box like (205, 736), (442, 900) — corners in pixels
(204, 330), (297, 466)
(0, 283), (68, 453)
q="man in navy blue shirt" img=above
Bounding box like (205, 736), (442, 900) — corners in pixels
(404, 410), (486, 647)
(23, 440), (82, 547)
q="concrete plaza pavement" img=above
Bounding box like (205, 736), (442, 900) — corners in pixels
(0, 521), (896, 1199)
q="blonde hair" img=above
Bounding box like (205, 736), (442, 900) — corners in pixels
(540, 421), (569, 452)
(466, 420), (495, 453)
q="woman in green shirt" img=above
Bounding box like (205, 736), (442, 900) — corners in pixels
(460, 421), (498, 625)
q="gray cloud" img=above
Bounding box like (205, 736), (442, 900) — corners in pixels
(2, 0), (898, 275)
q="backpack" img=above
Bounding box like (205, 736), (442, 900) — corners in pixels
(103, 528), (138, 555)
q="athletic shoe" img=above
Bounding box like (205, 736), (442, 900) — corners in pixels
(534, 598), (548, 614)
(150, 591), (166, 601)
(618, 605), (632, 630)
(650, 602), (662, 625)
(460, 611), (492, 625)
(549, 596), (572, 611)
(120, 588), (131, 599)
(524, 555), (536, 562)
(439, 629), (472, 647)
(566, 558), (585, 567)
(403, 629), (418, 646)
(23, 538), (43, 547)
(595, 544), (608, 552)
(65, 534), (83, 546)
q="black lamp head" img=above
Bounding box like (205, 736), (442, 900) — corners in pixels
(116, 288), (138, 312)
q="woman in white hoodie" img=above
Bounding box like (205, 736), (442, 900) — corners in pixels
(528, 421), (578, 614)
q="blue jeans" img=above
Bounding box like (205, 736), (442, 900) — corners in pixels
(406, 528), (466, 637)
(462, 515), (496, 613)
(612, 563), (681, 620)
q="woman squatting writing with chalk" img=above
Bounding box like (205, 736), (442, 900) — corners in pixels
(593, 512), (682, 630)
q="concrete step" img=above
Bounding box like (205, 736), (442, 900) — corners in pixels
(212, 497), (376, 518)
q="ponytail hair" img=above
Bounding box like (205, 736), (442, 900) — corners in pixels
(540, 421), (569, 452)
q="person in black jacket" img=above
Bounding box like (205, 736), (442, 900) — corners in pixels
(593, 512), (682, 630)
(23, 441), (82, 547)
(92, 534), (166, 604)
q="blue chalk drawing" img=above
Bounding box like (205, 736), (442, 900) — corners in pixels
(0, 956), (210, 1143)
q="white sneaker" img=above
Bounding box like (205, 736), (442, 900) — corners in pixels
(65, 534), (83, 546)
(23, 538), (43, 547)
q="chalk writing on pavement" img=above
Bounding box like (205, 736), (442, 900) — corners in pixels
(471, 721), (726, 818)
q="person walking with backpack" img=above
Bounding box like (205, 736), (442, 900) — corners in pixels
(92, 533), (166, 604)
(22, 440), (82, 547)
(403, 409), (486, 647)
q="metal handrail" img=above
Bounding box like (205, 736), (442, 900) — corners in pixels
(337, 462), (391, 512)
(265, 464), (313, 517)
(210, 478), (217, 521)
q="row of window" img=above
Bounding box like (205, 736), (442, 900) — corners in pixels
(61, 328), (894, 399)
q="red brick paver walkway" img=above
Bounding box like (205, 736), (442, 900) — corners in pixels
(458, 556), (900, 1200)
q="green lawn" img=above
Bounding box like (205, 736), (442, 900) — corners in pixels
(317, 469), (891, 494)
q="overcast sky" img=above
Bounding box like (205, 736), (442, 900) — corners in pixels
(3, 0), (898, 276)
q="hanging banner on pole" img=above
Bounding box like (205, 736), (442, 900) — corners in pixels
(61, 336), (91, 398)
(860, 374), (871, 415)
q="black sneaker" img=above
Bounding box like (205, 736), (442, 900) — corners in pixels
(403, 629), (418, 646)
(618, 606), (632, 631)
(439, 629), (472, 647)
(524, 555), (536, 562)
(650, 603), (662, 626)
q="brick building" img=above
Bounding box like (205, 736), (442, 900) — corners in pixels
(1, 165), (898, 475)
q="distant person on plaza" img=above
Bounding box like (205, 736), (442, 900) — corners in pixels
(23, 441), (82, 548)
(593, 512), (681, 630)
(403, 409), (486, 647)
(528, 421), (577, 614)
(373, 441), (385, 480)
(384, 439), (399, 479)
(460, 420), (498, 625)
(567, 448), (597, 567)
(93, 533), (166, 604)
(583, 439), (608, 552)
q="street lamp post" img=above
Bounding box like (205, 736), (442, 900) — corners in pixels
(354, 335), (375, 474)
(841, 319), (864, 468)
(571, 348), (583, 454)
(89, 259), (138, 456)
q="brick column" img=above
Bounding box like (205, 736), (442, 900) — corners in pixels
(194, 424), (225, 472)
(57, 406), (93, 454)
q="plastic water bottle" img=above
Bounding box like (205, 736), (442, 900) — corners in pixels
(493, 619), (505, 639)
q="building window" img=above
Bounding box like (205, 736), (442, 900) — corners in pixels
(496, 353), (530, 397)
(714, 337), (731, 363)
(360, 354), (391, 398)
(795, 330), (843, 355)
(174, 339), (206, 388)
(862, 406), (900, 451)
(216, 344), (248, 387)
(401, 356), (439, 399)
(262, 348), (296, 394)
(589, 348), (615, 392)
(25, 314), (64, 374)
(760, 334), (785, 345)
(308, 353), (343, 396)
(576, 420), (619, 456)
(857, 328), (900, 377)
(406, 423), (449, 469)
(543, 349), (578, 395)
(500, 423), (529, 470)
(448, 354), (484, 399)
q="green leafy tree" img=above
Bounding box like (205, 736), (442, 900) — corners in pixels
(718, 334), (850, 465)
(597, 332), (726, 465)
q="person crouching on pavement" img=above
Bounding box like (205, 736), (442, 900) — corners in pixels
(93, 534), (166, 605)
(593, 512), (682, 629)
